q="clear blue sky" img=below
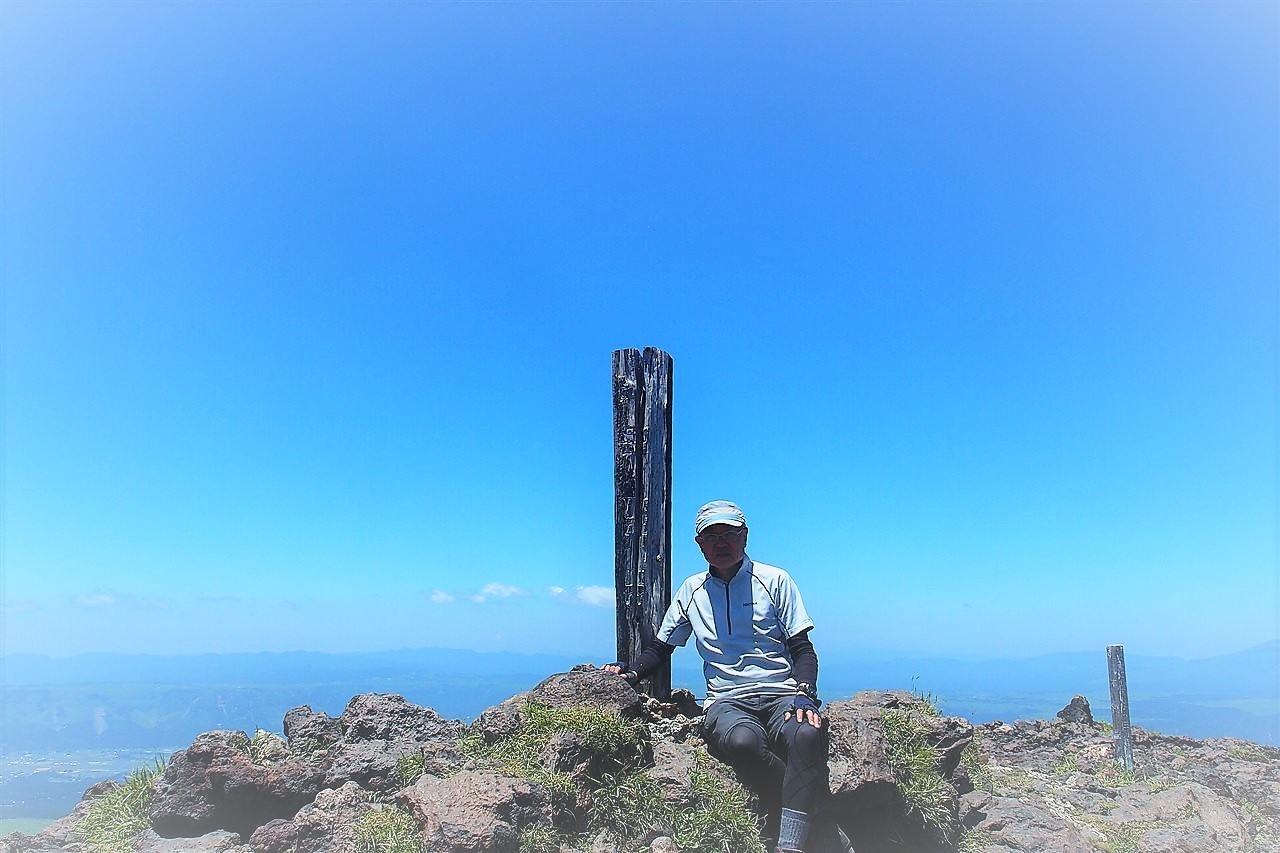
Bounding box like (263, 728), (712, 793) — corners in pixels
(2, 1), (1276, 663)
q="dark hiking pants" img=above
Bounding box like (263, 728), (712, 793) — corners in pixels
(702, 694), (830, 822)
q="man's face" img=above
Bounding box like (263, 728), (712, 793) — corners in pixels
(696, 523), (748, 571)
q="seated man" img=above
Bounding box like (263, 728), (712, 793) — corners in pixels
(605, 500), (828, 853)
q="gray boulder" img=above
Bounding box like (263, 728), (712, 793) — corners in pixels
(283, 705), (342, 754)
(1056, 694), (1094, 725)
(396, 770), (548, 851)
(962, 791), (1096, 852)
(148, 729), (328, 838)
(323, 693), (464, 792)
(292, 781), (378, 852)
(246, 819), (299, 853)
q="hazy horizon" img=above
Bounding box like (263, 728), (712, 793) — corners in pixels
(3, 638), (1277, 667)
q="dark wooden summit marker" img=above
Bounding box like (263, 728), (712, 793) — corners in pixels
(1107, 644), (1134, 771)
(612, 347), (672, 700)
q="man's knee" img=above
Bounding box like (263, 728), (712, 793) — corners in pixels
(722, 722), (766, 761)
(788, 721), (828, 761)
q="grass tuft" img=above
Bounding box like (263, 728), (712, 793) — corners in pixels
(958, 735), (993, 793)
(1094, 821), (1142, 853)
(1094, 760), (1139, 789)
(669, 751), (766, 853)
(1054, 751), (1080, 775)
(957, 826), (994, 853)
(397, 750), (427, 787)
(353, 805), (422, 853)
(1228, 742), (1268, 762)
(73, 759), (166, 853)
(882, 708), (953, 838)
(588, 767), (667, 840)
(909, 678), (942, 717)
(461, 700), (764, 852)
(517, 822), (565, 853)
(246, 728), (288, 765)
(459, 700), (645, 825)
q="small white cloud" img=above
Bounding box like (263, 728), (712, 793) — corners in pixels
(429, 590), (455, 604)
(471, 594), (487, 603)
(547, 586), (567, 599)
(479, 583), (527, 599)
(575, 586), (613, 608)
(74, 594), (115, 608)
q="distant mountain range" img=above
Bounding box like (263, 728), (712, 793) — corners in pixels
(2, 641), (1276, 751)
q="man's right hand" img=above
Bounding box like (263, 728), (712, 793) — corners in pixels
(786, 694), (824, 728)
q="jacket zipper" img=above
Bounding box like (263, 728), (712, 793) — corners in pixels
(725, 583), (732, 635)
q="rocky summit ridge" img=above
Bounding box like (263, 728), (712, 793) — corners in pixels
(3, 666), (1277, 852)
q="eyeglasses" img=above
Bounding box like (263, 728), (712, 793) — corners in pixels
(697, 529), (745, 543)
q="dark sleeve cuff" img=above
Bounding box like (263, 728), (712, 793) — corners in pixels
(630, 638), (677, 680)
(788, 629), (818, 689)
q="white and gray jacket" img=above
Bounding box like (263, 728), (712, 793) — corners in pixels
(656, 555), (815, 705)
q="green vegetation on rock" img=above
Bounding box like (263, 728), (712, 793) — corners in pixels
(909, 679), (942, 718)
(588, 766), (667, 841)
(1093, 760), (1138, 789)
(1228, 741), (1268, 762)
(246, 728), (289, 765)
(460, 700), (764, 853)
(354, 806), (423, 853)
(958, 734), (993, 794)
(517, 822), (563, 853)
(72, 759), (166, 853)
(881, 704), (953, 838)
(668, 752), (765, 853)
(397, 750), (428, 788)
(956, 826), (994, 853)
(1054, 750), (1080, 775)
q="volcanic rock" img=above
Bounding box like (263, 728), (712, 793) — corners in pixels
(396, 770), (548, 851)
(4, 677), (1279, 853)
(1056, 694), (1095, 725)
(148, 730), (327, 838)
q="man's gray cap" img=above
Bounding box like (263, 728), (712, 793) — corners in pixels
(695, 500), (747, 534)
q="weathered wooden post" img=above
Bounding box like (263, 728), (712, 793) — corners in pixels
(612, 347), (673, 700)
(1107, 644), (1134, 771)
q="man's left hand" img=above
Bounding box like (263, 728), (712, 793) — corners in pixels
(786, 694), (823, 728)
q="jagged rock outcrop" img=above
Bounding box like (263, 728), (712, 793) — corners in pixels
(3, 668), (1277, 852)
(960, 717), (1280, 852)
(321, 693), (464, 791)
(142, 692), (465, 841)
(1056, 695), (1094, 725)
(147, 729), (327, 838)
